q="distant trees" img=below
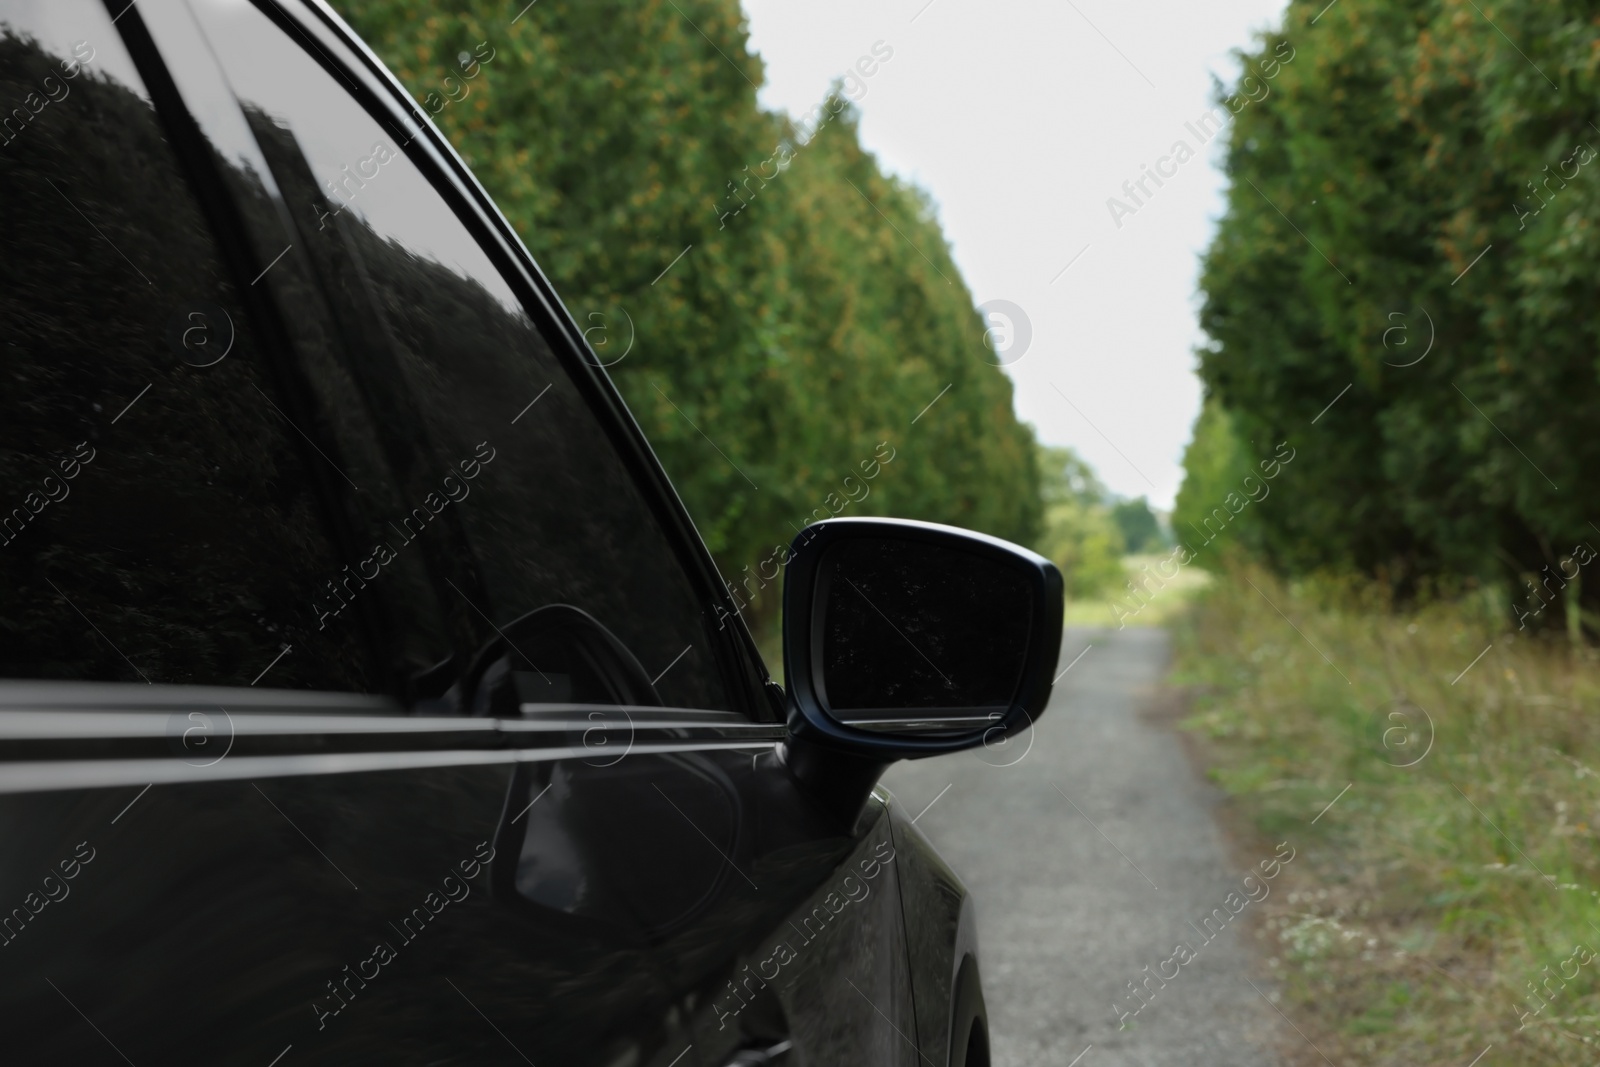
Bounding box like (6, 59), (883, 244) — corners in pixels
(1172, 399), (1260, 566)
(1111, 498), (1163, 554)
(1190, 0), (1600, 630)
(331, 0), (1041, 633)
(1035, 444), (1127, 597)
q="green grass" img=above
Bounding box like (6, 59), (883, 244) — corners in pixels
(1063, 552), (1214, 628)
(1172, 565), (1600, 1066)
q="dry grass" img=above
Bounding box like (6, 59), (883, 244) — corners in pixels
(1171, 563), (1600, 1066)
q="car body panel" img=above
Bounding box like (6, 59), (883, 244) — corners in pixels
(888, 804), (981, 1067)
(0, 0), (961, 1064)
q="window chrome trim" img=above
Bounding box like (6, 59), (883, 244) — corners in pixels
(0, 681), (788, 793)
(0, 739), (782, 796)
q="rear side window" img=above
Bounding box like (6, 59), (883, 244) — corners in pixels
(188, 0), (734, 712)
(0, 0), (390, 691)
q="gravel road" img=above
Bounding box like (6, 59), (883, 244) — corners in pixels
(881, 626), (1290, 1067)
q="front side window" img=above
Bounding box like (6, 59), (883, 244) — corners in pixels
(0, 0), (395, 691)
(188, 0), (734, 712)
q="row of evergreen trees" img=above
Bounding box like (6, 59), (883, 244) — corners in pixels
(1176, 0), (1600, 632)
(331, 0), (1040, 631)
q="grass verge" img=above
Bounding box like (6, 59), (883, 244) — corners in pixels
(1171, 563), (1600, 1066)
(1064, 551), (1214, 628)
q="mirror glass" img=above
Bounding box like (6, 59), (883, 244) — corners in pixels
(815, 536), (1034, 733)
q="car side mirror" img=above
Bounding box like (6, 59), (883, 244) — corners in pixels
(782, 517), (1063, 762)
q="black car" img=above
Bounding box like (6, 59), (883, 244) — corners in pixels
(0, 2), (1063, 1063)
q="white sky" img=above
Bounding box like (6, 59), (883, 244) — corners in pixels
(742, 0), (1290, 509)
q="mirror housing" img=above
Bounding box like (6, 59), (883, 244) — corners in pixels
(781, 517), (1064, 762)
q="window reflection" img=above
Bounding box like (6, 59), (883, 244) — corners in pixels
(190, 0), (732, 712)
(0, 8), (376, 690)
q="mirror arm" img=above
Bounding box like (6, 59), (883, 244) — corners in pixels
(774, 732), (888, 833)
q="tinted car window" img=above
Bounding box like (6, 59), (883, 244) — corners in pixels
(0, 0), (428, 692)
(189, 0), (733, 712)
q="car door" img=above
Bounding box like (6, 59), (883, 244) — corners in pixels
(0, 1), (921, 1065)
(172, 3), (924, 1062)
(2, 1), (710, 1063)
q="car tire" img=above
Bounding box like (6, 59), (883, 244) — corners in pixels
(949, 956), (990, 1067)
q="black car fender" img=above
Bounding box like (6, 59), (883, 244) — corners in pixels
(884, 795), (985, 1067)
